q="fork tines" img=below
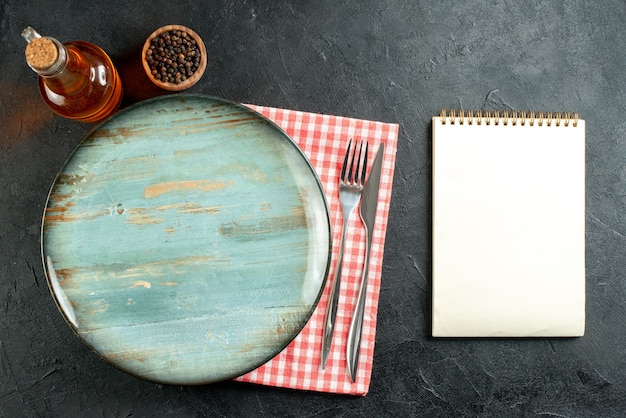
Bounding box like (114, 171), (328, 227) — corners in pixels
(342, 140), (369, 187)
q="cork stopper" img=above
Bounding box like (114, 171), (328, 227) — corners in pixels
(25, 37), (59, 71)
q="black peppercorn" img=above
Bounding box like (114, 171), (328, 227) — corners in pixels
(146, 29), (202, 85)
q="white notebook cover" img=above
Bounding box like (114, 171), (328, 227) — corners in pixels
(432, 113), (585, 337)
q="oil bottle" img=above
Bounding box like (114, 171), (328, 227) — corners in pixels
(22, 27), (123, 123)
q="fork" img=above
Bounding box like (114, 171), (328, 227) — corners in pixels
(321, 139), (368, 370)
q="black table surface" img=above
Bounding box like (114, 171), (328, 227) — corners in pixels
(2, 1), (625, 416)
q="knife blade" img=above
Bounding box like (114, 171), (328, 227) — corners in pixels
(346, 142), (385, 382)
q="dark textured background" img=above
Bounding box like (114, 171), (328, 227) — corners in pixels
(1, 1), (625, 416)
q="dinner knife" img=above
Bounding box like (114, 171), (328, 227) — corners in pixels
(346, 142), (385, 382)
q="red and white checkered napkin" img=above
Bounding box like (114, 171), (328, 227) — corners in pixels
(236, 104), (399, 396)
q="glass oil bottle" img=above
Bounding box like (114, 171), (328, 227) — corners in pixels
(22, 27), (123, 123)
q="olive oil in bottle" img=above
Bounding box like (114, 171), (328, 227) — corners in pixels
(22, 27), (123, 123)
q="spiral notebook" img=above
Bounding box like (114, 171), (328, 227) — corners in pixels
(432, 110), (586, 337)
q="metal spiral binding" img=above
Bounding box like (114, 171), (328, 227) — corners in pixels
(439, 109), (579, 127)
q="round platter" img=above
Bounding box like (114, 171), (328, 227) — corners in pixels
(41, 95), (331, 385)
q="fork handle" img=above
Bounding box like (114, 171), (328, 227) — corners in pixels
(346, 228), (371, 382)
(320, 216), (350, 369)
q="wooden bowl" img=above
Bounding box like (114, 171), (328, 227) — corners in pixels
(141, 25), (207, 91)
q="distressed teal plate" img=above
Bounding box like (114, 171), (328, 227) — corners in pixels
(41, 95), (331, 385)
